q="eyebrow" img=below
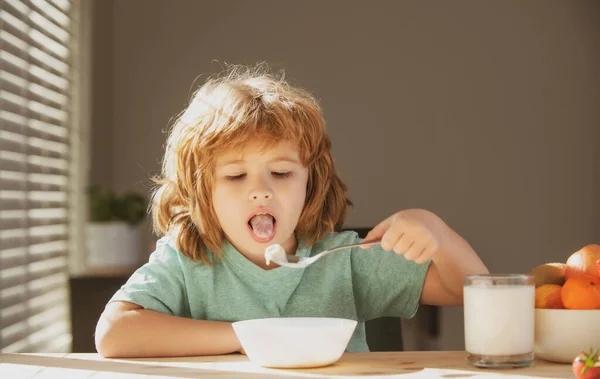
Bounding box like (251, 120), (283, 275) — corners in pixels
(217, 156), (302, 168)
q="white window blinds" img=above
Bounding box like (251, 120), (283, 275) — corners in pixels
(0, 0), (80, 353)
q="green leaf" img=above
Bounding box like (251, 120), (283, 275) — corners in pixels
(88, 186), (148, 225)
(580, 348), (599, 375)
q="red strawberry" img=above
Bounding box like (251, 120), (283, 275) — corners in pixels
(573, 349), (600, 379)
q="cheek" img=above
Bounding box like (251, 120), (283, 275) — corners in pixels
(291, 174), (308, 205)
(213, 181), (239, 200)
(294, 183), (307, 203)
(211, 185), (236, 220)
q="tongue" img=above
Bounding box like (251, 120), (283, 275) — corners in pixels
(249, 214), (274, 240)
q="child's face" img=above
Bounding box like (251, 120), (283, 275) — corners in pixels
(212, 140), (308, 266)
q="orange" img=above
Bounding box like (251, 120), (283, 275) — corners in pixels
(560, 274), (600, 310)
(535, 284), (565, 309)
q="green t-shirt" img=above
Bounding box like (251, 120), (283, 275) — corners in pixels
(109, 230), (430, 352)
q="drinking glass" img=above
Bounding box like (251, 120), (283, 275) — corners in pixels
(464, 274), (535, 368)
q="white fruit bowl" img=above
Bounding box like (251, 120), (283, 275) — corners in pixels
(535, 308), (600, 363)
(232, 317), (357, 368)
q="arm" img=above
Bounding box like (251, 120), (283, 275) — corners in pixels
(363, 209), (489, 307)
(420, 226), (489, 306)
(95, 301), (243, 358)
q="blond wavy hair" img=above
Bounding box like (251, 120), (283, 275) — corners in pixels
(151, 64), (351, 264)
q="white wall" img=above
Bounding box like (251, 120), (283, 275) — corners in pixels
(91, 0), (600, 350)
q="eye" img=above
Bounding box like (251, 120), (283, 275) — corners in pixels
(226, 173), (246, 181)
(272, 171), (292, 178)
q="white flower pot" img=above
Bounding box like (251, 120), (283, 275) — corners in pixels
(86, 222), (142, 268)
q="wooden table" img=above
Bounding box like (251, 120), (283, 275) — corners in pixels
(0, 351), (571, 378)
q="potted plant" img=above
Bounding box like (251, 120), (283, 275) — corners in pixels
(86, 186), (148, 269)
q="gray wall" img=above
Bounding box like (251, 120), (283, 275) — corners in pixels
(90, 0), (600, 350)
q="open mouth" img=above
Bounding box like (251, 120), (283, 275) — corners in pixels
(247, 211), (277, 243)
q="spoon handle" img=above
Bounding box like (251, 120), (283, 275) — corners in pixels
(322, 239), (381, 255)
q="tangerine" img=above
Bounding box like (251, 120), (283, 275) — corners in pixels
(535, 284), (565, 309)
(561, 274), (600, 310)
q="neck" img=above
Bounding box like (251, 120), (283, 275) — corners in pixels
(230, 234), (299, 270)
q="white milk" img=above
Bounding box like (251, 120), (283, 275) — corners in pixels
(464, 284), (534, 356)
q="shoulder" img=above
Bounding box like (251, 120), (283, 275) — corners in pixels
(150, 236), (186, 264)
(149, 236), (216, 269)
(318, 230), (360, 247)
(130, 235), (221, 289)
(306, 230), (360, 255)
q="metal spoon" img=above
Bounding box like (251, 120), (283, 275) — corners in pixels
(266, 239), (381, 268)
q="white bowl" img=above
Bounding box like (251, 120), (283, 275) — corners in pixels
(232, 317), (357, 368)
(535, 309), (600, 363)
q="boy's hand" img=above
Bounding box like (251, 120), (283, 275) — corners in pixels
(362, 209), (446, 264)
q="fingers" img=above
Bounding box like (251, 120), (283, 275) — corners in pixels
(402, 242), (422, 261)
(380, 224), (403, 252)
(408, 238), (439, 264)
(392, 233), (426, 262)
(361, 210), (442, 262)
(391, 233), (412, 254)
(364, 219), (391, 242)
(361, 214), (394, 249)
(413, 249), (430, 264)
(386, 223), (438, 263)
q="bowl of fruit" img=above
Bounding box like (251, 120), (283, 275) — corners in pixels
(531, 244), (600, 364)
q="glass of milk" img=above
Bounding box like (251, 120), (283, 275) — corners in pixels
(463, 274), (535, 368)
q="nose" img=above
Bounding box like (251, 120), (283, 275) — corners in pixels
(249, 189), (272, 201)
(248, 178), (273, 201)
